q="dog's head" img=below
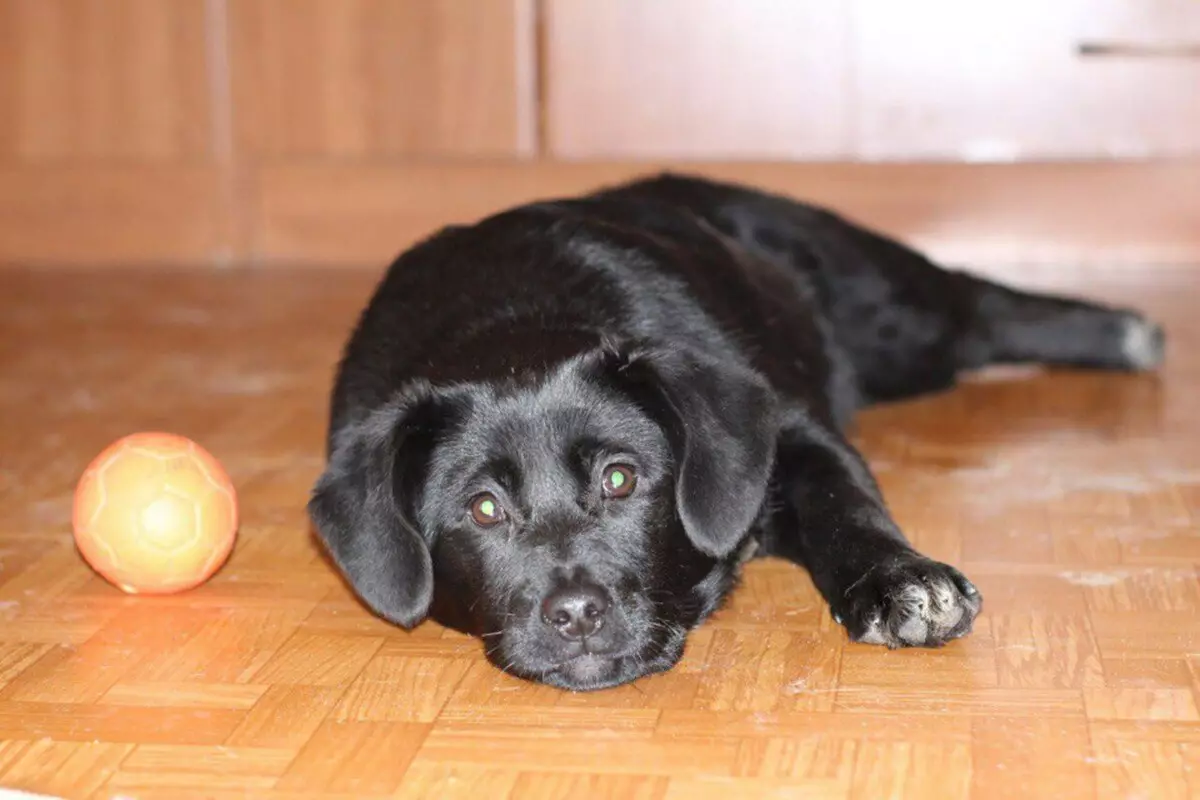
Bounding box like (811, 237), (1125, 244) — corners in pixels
(309, 340), (777, 690)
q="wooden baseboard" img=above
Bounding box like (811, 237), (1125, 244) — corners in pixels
(3, 160), (1197, 269)
(0, 165), (229, 268)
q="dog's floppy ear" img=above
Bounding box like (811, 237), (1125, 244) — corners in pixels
(594, 340), (778, 559)
(308, 383), (464, 628)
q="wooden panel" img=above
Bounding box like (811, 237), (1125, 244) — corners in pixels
(249, 161), (1200, 269)
(0, 166), (227, 266)
(853, 0), (1200, 160)
(0, 0), (213, 161)
(230, 0), (536, 159)
(543, 0), (850, 159)
(1, 162), (1196, 269)
(1077, 0), (1200, 44)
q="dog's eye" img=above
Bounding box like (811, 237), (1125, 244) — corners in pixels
(602, 465), (637, 499)
(469, 493), (505, 527)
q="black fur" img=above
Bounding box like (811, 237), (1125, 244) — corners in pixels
(309, 173), (1165, 690)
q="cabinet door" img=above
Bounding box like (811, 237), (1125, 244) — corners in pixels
(543, 0), (851, 160)
(852, 0), (1200, 160)
(0, 0), (212, 161)
(230, 0), (537, 159)
(0, 0), (224, 264)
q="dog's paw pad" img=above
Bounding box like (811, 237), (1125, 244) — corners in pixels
(837, 557), (982, 648)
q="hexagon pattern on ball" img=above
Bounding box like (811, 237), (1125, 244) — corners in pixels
(72, 432), (239, 594)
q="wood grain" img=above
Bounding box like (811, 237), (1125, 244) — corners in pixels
(0, 3), (1197, 268)
(0, 0), (213, 161)
(3, 161), (1198, 268)
(248, 160), (1200, 269)
(542, 0), (1200, 161)
(0, 165), (228, 267)
(851, 0), (1200, 160)
(0, 262), (1197, 797)
(229, 0), (536, 158)
(542, 0), (851, 159)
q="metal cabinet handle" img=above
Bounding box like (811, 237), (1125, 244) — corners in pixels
(1077, 41), (1200, 58)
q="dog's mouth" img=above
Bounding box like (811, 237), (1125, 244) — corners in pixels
(482, 601), (690, 691)
(543, 653), (626, 690)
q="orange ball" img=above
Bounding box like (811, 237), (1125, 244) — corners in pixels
(72, 432), (239, 594)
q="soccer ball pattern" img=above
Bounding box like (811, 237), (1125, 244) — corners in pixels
(72, 432), (238, 594)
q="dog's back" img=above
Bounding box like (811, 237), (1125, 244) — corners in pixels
(328, 176), (838, 435)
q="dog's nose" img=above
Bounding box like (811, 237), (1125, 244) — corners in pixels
(540, 584), (609, 641)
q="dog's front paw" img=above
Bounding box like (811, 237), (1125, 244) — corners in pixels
(833, 555), (982, 648)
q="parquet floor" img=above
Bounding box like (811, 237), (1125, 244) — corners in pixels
(0, 264), (1197, 800)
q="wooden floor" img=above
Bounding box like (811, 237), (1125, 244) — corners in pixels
(0, 263), (1197, 800)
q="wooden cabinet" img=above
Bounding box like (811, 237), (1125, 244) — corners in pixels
(543, 0), (851, 160)
(3, 0), (1194, 166)
(852, 0), (1200, 160)
(0, 0), (1195, 267)
(0, 0), (536, 265)
(230, 0), (536, 159)
(542, 0), (1200, 161)
(0, 0), (213, 161)
(0, 0), (223, 264)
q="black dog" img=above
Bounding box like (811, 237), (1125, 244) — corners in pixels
(309, 173), (1164, 691)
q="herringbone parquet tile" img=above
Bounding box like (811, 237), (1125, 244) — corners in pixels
(0, 265), (1196, 799)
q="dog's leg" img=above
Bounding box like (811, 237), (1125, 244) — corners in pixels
(961, 275), (1165, 373)
(762, 410), (981, 647)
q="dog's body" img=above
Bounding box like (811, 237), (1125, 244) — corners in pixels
(310, 173), (1164, 690)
